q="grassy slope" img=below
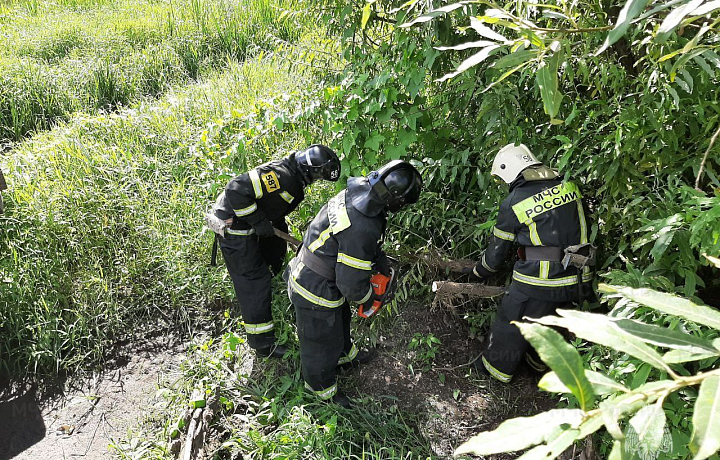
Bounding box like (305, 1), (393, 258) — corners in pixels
(0, 49), (333, 377)
(0, 0), (303, 141)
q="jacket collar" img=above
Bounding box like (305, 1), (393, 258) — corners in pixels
(347, 176), (387, 217)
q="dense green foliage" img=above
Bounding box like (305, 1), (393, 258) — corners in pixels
(455, 285), (720, 459)
(1, 0), (720, 457)
(0, 0), (303, 142)
(276, 1), (720, 456)
(296, 0), (720, 298)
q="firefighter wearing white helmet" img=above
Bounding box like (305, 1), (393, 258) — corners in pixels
(465, 143), (595, 383)
(491, 143), (542, 184)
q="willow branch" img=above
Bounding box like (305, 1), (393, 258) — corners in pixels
(695, 121), (720, 191)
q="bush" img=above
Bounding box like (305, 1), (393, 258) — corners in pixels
(455, 285), (720, 460)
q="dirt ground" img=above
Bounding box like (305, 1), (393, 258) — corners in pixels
(1, 299), (557, 460)
(0, 334), (186, 460)
(351, 301), (557, 459)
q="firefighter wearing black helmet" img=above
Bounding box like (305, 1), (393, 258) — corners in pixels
(206, 145), (341, 358)
(285, 160), (423, 407)
(466, 143), (595, 383)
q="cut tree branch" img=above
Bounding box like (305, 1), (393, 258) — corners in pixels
(432, 281), (506, 298)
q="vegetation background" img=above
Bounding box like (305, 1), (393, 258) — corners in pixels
(0, 0), (719, 458)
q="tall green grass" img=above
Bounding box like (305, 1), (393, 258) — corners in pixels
(0, 48), (329, 378)
(0, 0), (308, 141)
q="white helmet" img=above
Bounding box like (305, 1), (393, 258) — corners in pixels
(491, 143), (542, 184)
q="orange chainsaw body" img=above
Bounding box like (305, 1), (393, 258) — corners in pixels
(358, 268), (396, 319)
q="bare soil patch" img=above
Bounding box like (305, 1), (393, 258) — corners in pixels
(350, 301), (557, 459)
(0, 334), (185, 460)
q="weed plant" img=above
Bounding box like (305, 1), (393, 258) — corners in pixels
(111, 314), (432, 459)
(0, 0), (308, 142)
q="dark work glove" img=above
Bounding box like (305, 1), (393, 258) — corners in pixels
(373, 251), (391, 276)
(254, 219), (275, 238)
(462, 266), (483, 282)
(358, 291), (380, 318)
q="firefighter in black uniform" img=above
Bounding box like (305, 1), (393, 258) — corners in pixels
(467, 143), (594, 383)
(206, 145), (341, 358)
(285, 160), (423, 407)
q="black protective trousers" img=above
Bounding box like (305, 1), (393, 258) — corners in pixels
(481, 288), (572, 382)
(294, 302), (353, 399)
(220, 221), (288, 350)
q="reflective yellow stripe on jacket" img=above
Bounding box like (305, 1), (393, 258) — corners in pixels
(337, 253), (372, 271)
(513, 269), (593, 287)
(248, 169), (263, 199)
(234, 203), (257, 216)
(289, 261), (345, 308)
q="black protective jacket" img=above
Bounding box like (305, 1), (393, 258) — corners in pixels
(473, 170), (593, 302)
(214, 154), (306, 236)
(287, 177), (386, 310)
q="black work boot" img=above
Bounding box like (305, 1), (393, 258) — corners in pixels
(471, 355), (490, 377)
(331, 391), (352, 409)
(525, 352), (548, 374)
(255, 344), (288, 359)
(338, 348), (377, 371)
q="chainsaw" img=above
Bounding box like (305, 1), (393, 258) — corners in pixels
(358, 266), (398, 319)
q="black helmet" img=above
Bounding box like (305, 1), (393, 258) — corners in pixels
(295, 144), (341, 184)
(368, 160), (423, 212)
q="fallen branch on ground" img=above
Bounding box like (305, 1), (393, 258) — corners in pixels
(432, 281), (505, 298)
(177, 396), (218, 460)
(432, 281), (505, 310)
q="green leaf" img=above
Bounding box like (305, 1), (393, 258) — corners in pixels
(469, 17), (508, 42)
(386, 144), (405, 160)
(615, 318), (719, 354)
(435, 40), (497, 51)
(608, 440), (627, 460)
(483, 61), (532, 93)
(492, 49), (537, 70)
(515, 414), (605, 460)
(649, 226), (676, 259)
(361, 1), (375, 30)
(377, 106), (396, 123)
(694, 0), (720, 15)
(600, 285), (720, 330)
(704, 254), (720, 268)
(539, 370), (629, 395)
(436, 45), (502, 82)
(398, 128), (417, 146)
(656, 0), (705, 43)
(533, 310), (674, 373)
(342, 131), (357, 155)
(599, 381), (673, 440)
(536, 53), (563, 119)
(363, 133), (385, 151)
(690, 375), (720, 460)
(515, 323), (595, 410)
(454, 409), (585, 456)
(663, 349), (720, 364)
(400, 1), (473, 27)
(628, 403), (667, 454)
(596, 0), (651, 55)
